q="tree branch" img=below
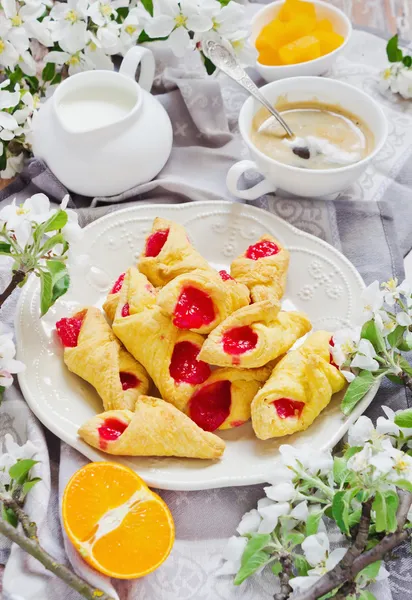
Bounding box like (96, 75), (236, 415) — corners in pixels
(329, 580), (356, 600)
(396, 490), (412, 529)
(0, 493), (38, 540)
(0, 518), (115, 600)
(400, 371), (412, 393)
(274, 555), (293, 600)
(0, 269), (25, 308)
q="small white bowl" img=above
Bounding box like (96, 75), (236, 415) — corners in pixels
(251, 0), (352, 82)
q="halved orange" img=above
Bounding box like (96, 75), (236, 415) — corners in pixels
(62, 462), (175, 579)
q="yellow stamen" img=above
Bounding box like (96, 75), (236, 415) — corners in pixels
(16, 205), (29, 215)
(0, 40), (5, 54)
(100, 3), (112, 17)
(11, 15), (22, 27)
(68, 54), (80, 66)
(125, 24), (136, 35)
(175, 14), (187, 27)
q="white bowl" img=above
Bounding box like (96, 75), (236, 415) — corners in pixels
(226, 76), (388, 199)
(251, 0), (352, 82)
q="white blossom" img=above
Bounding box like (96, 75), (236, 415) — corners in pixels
(350, 338), (379, 371)
(0, 433), (37, 488)
(0, 193), (53, 246)
(236, 509), (261, 535)
(0, 323), (25, 388)
(217, 535), (247, 576)
(380, 62), (412, 99)
(357, 280), (384, 325)
(257, 501), (290, 534)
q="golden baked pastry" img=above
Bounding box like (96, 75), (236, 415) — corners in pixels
(55, 307), (150, 411)
(198, 300), (311, 368)
(103, 272), (126, 322)
(156, 268), (250, 334)
(187, 363), (273, 431)
(139, 217), (210, 287)
(230, 234), (290, 303)
(113, 267), (211, 412)
(78, 396), (225, 459)
(251, 331), (346, 440)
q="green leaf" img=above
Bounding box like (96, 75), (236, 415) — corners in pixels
(24, 75), (39, 93)
(306, 510), (324, 536)
(394, 478), (412, 492)
(0, 242), (11, 255)
(359, 592), (377, 600)
(294, 554), (310, 576)
(372, 491), (388, 532)
(241, 533), (271, 565)
(387, 34), (403, 62)
(234, 550), (270, 585)
(272, 561), (283, 576)
(22, 477), (42, 494)
(394, 408), (412, 428)
(398, 355), (412, 377)
(203, 54), (216, 75)
(333, 456), (347, 485)
(403, 55), (412, 67)
(385, 490), (399, 532)
(386, 373), (404, 385)
(0, 149), (7, 172)
(47, 260), (70, 305)
(39, 269), (53, 316)
(50, 73), (62, 86)
(140, 0), (153, 15)
(357, 560), (382, 582)
(341, 371), (376, 415)
(42, 62), (55, 82)
(361, 320), (386, 354)
(387, 325), (406, 349)
(2, 505), (17, 528)
(344, 446), (363, 459)
(40, 233), (65, 255)
(348, 508), (362, 528)
(9, 459), (38, 484)
(284, 532), (304, 549)
(332, 491), (349, 534)
(44, 210), (68, 233)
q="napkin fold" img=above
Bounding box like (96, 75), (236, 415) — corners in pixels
(1, 27), (412, 600)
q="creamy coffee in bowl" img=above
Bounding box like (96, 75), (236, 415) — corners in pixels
(250, 100), (374, 170)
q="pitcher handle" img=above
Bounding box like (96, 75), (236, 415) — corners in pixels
(119, 47), (155, 92)
(226, 160), (276, 200)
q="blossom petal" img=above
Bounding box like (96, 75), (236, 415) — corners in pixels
(264, 482), (295, 502)
(289, 575), (321, 592)
(236, 509), (261, 535)
(144, 14), (174, 38)
(302, 533), (329, 566)
(325, 548), (347, 570)
(0, 112), (18, 130)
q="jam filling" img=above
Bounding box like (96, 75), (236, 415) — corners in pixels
(273, 398), (305, 419)
(329, 336), (339, 369)
(111, 273), (125, 294)
(219, 270), (234, 282)
(56, 310), (86, 348)
(189, 380), (231, 432)
(121, 303), (130, 317)
(246, 240), (280, 260)
(145, 229), (169, 257)
(169, 341), (211, 384)
(222, 326), (258, 356)
(173, 286), (215, 330)
(98, 418), (128, 449)
(230, 420), (246, 428)
(119, 372), (139, 391)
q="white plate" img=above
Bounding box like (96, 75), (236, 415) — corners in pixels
(16, 201), (376, 491)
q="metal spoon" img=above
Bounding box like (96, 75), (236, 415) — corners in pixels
(203, 37), (310, 160)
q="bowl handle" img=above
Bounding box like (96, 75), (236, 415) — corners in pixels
(226, 160), (276, 200)
(119, 47), (155, 92)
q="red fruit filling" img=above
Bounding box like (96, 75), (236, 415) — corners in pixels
(273, 398), (305, 419)
(189, 380), (231, 432)
(173, 286), (215, 330)
(121, 303), (130, 317)
(246, 240), (280, 260)
(56, 310), (86, 348)
(145, 229), (169, 257)
(119, 372), (139, 391)
(329, 336), (339, 369)
(222, 326), (258, 356)
(111, 272), (125, 294)
(98, 418), (128, 449)
(230, 420), (246, 428)
(169, 341), (211, 384)
(219, 270), (234, 282)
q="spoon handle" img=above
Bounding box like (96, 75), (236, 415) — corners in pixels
(204, 37), (294, 139)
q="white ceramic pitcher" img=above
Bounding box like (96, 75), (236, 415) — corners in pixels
(32, 47), (173, 197)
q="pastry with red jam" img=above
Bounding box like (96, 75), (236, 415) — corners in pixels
(56, 307), (149, 412)
(198, 300), (311, 368)
(230, 234), (290, 303)
(156, 268), (250, 334)
(103, 272), (127, 321)
(78, 396), (225, 459)
(139, 217), (210, 287)
(113, 268), (211, 412)
(251, 331), (346, 440)
(188, 363), (273, 431)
